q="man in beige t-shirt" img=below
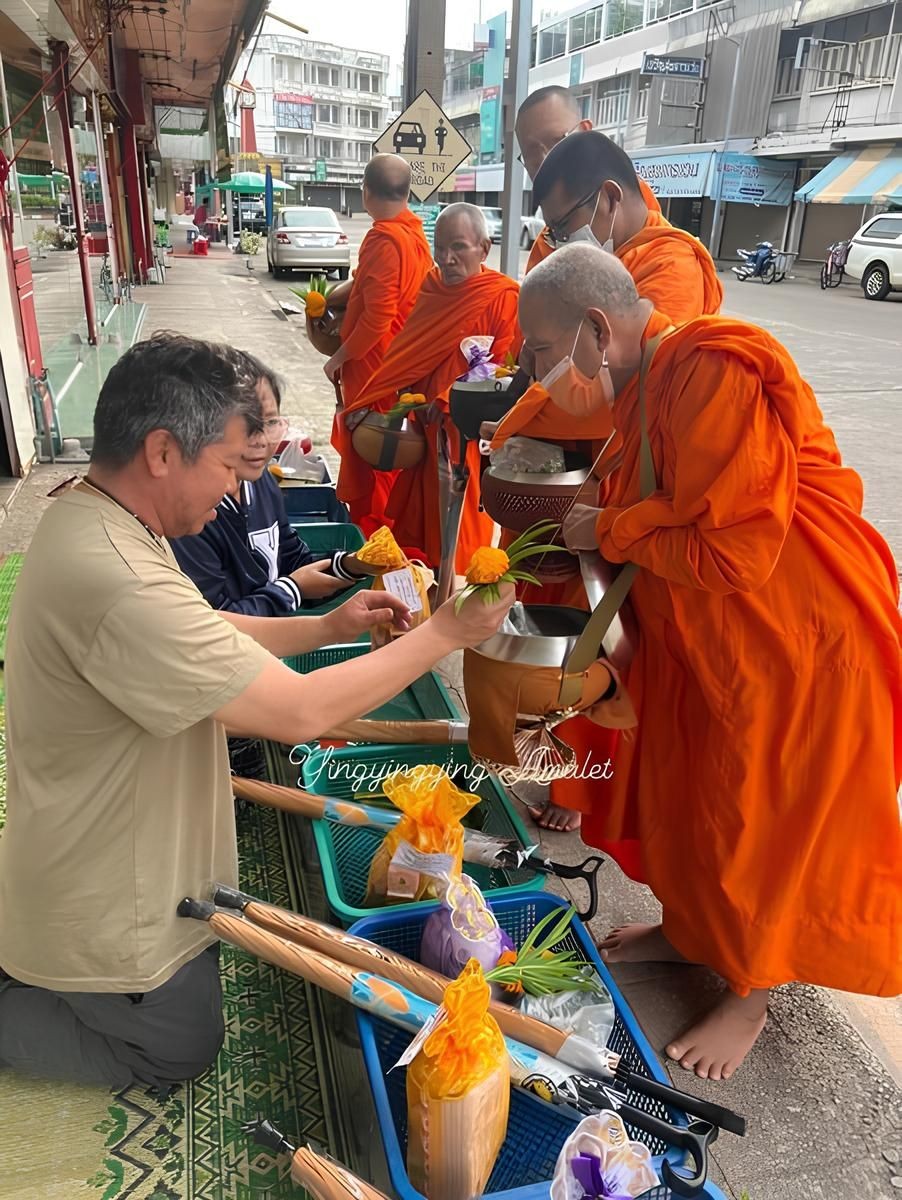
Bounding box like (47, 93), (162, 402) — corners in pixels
(0, 332), (512, 1091)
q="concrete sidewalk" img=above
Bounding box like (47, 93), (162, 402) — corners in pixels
(1, 247), (899, 1200)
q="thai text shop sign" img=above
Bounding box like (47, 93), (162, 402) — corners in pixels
(633, 150), (715, 199)
(714, 154), (799, 206)
(641, 53), (705, 79)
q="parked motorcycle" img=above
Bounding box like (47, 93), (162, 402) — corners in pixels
(732, 241), (779, 283)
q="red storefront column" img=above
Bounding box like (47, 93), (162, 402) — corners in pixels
(121, 120), (148, 278)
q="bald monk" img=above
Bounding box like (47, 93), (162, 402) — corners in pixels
(340, 203), (520, 572)
(331, 154), (433, 535)
(501, 128), (723, 831)
(515, 86), (662, 273)
(520, 243), (902, 1079)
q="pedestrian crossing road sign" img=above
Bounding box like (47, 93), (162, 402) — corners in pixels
(373, 90), (472, 203)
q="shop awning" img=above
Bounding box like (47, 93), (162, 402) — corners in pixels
(795, 144), (902, 205)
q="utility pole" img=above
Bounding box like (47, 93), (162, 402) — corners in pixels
(403, 0), (447, 105)
(500, 0), (532, 279)
(708, 33), (741, 262)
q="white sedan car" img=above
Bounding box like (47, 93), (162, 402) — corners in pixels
(521, 207), (545, 248)
(267, 207), (350, 280)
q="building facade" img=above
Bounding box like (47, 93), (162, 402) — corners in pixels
(521, 0), (902, 258)
(235, 25), (391, 213)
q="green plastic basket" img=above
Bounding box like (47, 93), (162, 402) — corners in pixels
(289, 522), (367, 630)
(290, 521), (365, 557)
(283, 642), (460, 724)
(300, 743), (543, 927)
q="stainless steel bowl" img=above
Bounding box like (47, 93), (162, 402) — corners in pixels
(484, 462), (591, 488)
(476, 602), (599, 667)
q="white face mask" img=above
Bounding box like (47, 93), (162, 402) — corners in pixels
(567, 191), (617, 254)
(539, 319), (613, 416)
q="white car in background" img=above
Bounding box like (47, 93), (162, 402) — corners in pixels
(843, 211), (902, 300)
(267, 206), (350, 280)
(479, 206), (504, 242)
(521, 207), (545, 248)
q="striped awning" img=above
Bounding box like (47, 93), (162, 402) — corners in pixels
(795, 144), (902, 205)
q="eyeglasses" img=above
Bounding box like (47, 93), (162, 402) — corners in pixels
(543, 188), (600, 248)
(516, 122), (581, 168)
(263, 417), (289, 432)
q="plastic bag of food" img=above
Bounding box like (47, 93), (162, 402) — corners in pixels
(489, 436), (567, 476)
(353, 527), (433, 646)
(421, 875), (514, 981)
(365, 766), (481, 905)
(458, 335), (497, 382)
(550, 1112), (659, 1200)
(519, 980), (616, 1047)
(407, 961), (510, 1200)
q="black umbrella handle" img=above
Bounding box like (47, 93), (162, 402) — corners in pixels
(618, 1109), (716, 1198)
(539, 854), (604, 922)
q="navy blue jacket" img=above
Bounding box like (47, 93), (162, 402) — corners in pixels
(172, 471), (358, 616)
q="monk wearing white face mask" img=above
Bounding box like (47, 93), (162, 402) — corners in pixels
(489, 130), (723, 832)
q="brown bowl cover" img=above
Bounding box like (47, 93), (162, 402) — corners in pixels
(351, 413), (426, 470)
(463, 649), (636, 774)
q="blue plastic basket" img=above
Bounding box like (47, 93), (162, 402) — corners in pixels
(299, 743), (544, 927)
(279, 464), (348, 520)
(283, 643), (460, 725)
(349, 893), (728, 1200)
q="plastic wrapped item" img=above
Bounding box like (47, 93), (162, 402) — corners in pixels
(355, 528), (433, 647)
(279, 439), (327, 482)
(519, 978), (616, 1048)
(406, 961), (510, 1200)
(550, 1112), (659, 1200)
(365, 766), (481, 905)
(458, 335), (497, 382)
(420, 875), (515, 981)
(490, 436), (567, 476)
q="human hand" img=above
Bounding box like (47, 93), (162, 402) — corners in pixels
(343, 406), (370, 432)
(429, 583), (515, 649)
(321, 589), (411, 642)
(563, 503), (602, 552)
(324, 346), (346, 383)
(291, 559), (350, 599)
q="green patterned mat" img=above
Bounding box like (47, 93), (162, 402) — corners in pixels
(0, 705), (330, 1198)
(0, 553), (24, 663)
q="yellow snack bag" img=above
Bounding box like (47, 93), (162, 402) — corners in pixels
(365, 765), (480, 905)
(406, 961), (510, 1200)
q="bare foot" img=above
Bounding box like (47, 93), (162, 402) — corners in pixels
(598, 923), (687, 964)
(528, 803), (582, 833)
(666, 989), (768, 1081)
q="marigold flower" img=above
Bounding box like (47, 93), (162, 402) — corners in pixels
(399, 392), (427, 407)
(305, 291), (327, 319)
(465, 546), (510, 585)
(268, 463), (284, 480)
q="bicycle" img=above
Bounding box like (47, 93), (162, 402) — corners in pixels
(820, 240), (850, 289)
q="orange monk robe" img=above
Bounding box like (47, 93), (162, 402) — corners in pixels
(378, 268), (521, 571)
(340, 267), (521, 570)
(580, 311), (902, 997)
(332, 210), (433, 535)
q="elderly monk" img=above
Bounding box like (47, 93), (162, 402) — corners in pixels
(330, 154), (433, 535)
(341, 203), (521, 572)
(498, 129), (723, 831)
(519, 243), (902, 1080)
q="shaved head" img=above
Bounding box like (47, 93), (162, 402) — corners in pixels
(522, 244), (640, 330)
(534, 131), (642, 210)
(434, 203), (490, 285)
(515, 86), (591, 181)
(436, 202), (488, 243)
(363, 154), (411, 202)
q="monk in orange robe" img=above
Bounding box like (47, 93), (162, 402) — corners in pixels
(340, 203), (520, 572)
(499, 126), (724, 830)
(520, 242), (902, 1079)
(330, 155), (433, 536)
